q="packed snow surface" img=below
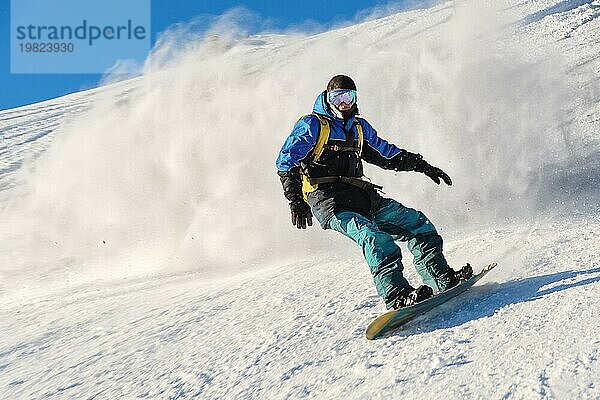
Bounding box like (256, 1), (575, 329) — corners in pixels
(1, 0), (599, 399)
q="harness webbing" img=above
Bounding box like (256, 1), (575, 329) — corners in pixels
(304, 113), (364, 161)
(306, 176), (382, 191)
(300, 113), (366, 200)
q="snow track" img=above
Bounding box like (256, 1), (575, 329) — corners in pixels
(1, 0), (599, 399)
(1, 216), (599, 399)
(0, 92), (95, 192)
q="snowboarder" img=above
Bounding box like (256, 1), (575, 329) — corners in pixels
(276, 75), (472, 309)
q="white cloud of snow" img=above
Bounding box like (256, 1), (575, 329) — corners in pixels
(0, 0), (590, 298)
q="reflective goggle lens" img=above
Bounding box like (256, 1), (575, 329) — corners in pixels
(328, 89), (357, 107)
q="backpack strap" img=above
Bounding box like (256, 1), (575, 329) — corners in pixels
(293, 113), (331, 162)
(354, 117), (364, 156)
(309, 114), (364, 158)
(298, 113), (329, 200)
(311, 113), (331, 162)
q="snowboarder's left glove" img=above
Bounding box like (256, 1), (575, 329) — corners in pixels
(385, 151), (452, 186)
(414, 159), (452, 186)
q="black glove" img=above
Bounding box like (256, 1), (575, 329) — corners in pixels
(277, 167), (314, 229)
(414, 159), (452, 186)
(290, 199), (313, 229)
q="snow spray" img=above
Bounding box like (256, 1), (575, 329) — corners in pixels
(0, 2), (576, 296)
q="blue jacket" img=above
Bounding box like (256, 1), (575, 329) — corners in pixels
(276, 91), (404, 172)
(276, 91), (413, 227)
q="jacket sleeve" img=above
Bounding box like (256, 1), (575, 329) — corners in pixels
(276, 115), (319, 172)
(276, 115), (319, 203)
(359, 118), (424, 172)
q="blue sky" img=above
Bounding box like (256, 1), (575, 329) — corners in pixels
(0, 0), (427, 111)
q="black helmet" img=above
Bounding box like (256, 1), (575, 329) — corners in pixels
(327, 74), (357, 91)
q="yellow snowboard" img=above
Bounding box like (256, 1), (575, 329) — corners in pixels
(365, 263), (497, 340)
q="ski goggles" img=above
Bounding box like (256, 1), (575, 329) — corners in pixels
(327, 89), (357, 107)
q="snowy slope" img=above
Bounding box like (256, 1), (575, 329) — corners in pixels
(1, 0), (600, 399)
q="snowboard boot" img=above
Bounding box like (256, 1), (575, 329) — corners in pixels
(446, 263), (474, 290)
(391, 285), (434, 309)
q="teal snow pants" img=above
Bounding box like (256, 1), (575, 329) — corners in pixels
(327, 198), (453, 309)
